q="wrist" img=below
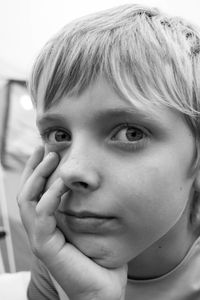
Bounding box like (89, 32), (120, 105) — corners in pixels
(70, 293), (125, 300)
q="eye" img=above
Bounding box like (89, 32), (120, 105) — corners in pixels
(41, 128), (71, 144)
(111, 125), (146, 143)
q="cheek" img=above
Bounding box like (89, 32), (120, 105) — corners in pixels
(116, 149), (193, 211)
(110, 162), (193, 255)
(121, 164), (191, 220)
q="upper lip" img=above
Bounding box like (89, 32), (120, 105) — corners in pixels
(58, 209), (113, 219)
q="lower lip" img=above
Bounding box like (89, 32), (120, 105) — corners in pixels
(63, 214), (117, 234)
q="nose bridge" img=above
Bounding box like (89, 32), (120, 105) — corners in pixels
(63, 135), (91, 168)
(59, 138), (100, 191)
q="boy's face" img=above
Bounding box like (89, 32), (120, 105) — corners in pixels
(36, 77), (196, 269)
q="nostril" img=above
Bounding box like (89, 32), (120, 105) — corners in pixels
(74, 181), (88, 189)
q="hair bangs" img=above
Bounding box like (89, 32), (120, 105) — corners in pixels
(29, 4), (200, 121)
(101, 14), (200, 119)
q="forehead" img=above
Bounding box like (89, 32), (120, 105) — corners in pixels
(37, 76), (161, 118)
(37, 79), (190, 147)
(36, 77), (192, 141)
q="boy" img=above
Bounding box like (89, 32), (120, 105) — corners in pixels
(17, 4), (200, 300)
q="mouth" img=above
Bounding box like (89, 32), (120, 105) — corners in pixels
(57, 209), (118, 234)
(64, 210), (112, 218)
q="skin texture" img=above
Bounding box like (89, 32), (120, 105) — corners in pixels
(18, 148), (128, 300)
(37, 77), (198, 274)
(18, 77), (200, 299)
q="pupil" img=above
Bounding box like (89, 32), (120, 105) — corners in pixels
(126, 128), (142, 141)
(55, 131), (68, 141)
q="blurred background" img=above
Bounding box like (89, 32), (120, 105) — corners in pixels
(0, 0), (200, 273)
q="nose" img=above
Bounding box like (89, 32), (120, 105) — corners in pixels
(59, 148), (101, 193)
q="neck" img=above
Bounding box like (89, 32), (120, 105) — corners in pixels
(128, 210), (197, 280)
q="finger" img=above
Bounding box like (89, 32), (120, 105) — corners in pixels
(18, 198), (37, 236)
(19, 146), (44, 190)
(36, 178), (69, 216)
(18, 152), (60, 205)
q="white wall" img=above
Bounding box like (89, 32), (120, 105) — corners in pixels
(0, 0), (200, 80)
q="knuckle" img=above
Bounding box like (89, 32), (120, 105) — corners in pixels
(25, 158), (35, 171)
(30, 232), (43, 256)
(30, 240), (40, 256)
(35, 205), (43, 217)
(30, 241), (41, 257)
(16, 192), (22, 207)
(30, 237), (46, 260)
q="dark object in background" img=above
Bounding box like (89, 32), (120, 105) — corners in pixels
(0, 227), (6, 239)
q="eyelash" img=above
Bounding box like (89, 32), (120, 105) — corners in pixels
(40, 124), (149, 151)
(40, 127), (71, 147)
(109, 123), (149, 150)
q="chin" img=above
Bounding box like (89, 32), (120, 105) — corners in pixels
(92, 256), (124, 269)
(79, 244), (124, 269)
(66, 233), (127, 268)
(56, 216), (137, 269)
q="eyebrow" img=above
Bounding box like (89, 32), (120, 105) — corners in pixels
(37, 107), (160, 128)
(94, 107), (158, 122)
(37, 114), (68, 127)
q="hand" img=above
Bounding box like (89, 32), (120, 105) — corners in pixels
(17, 147), (128, 300)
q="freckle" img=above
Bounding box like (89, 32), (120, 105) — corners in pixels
(158, 245), (162, 249)
(180, 186), (183, 191)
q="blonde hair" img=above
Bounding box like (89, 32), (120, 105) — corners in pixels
(29, 4), (200, 112)
(29, 4), (200, 224)
(30, 4), (200, 151)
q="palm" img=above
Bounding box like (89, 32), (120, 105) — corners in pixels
(46, 235), (127, 300)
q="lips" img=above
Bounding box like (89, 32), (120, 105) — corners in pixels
(64, 210), (112, 219)
(57, 209), (117, 233)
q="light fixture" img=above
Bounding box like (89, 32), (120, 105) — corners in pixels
(19, 94), (33, 110)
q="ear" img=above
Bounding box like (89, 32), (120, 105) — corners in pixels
(191, 170), (200, 230)
(194, 168), (200, 192)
